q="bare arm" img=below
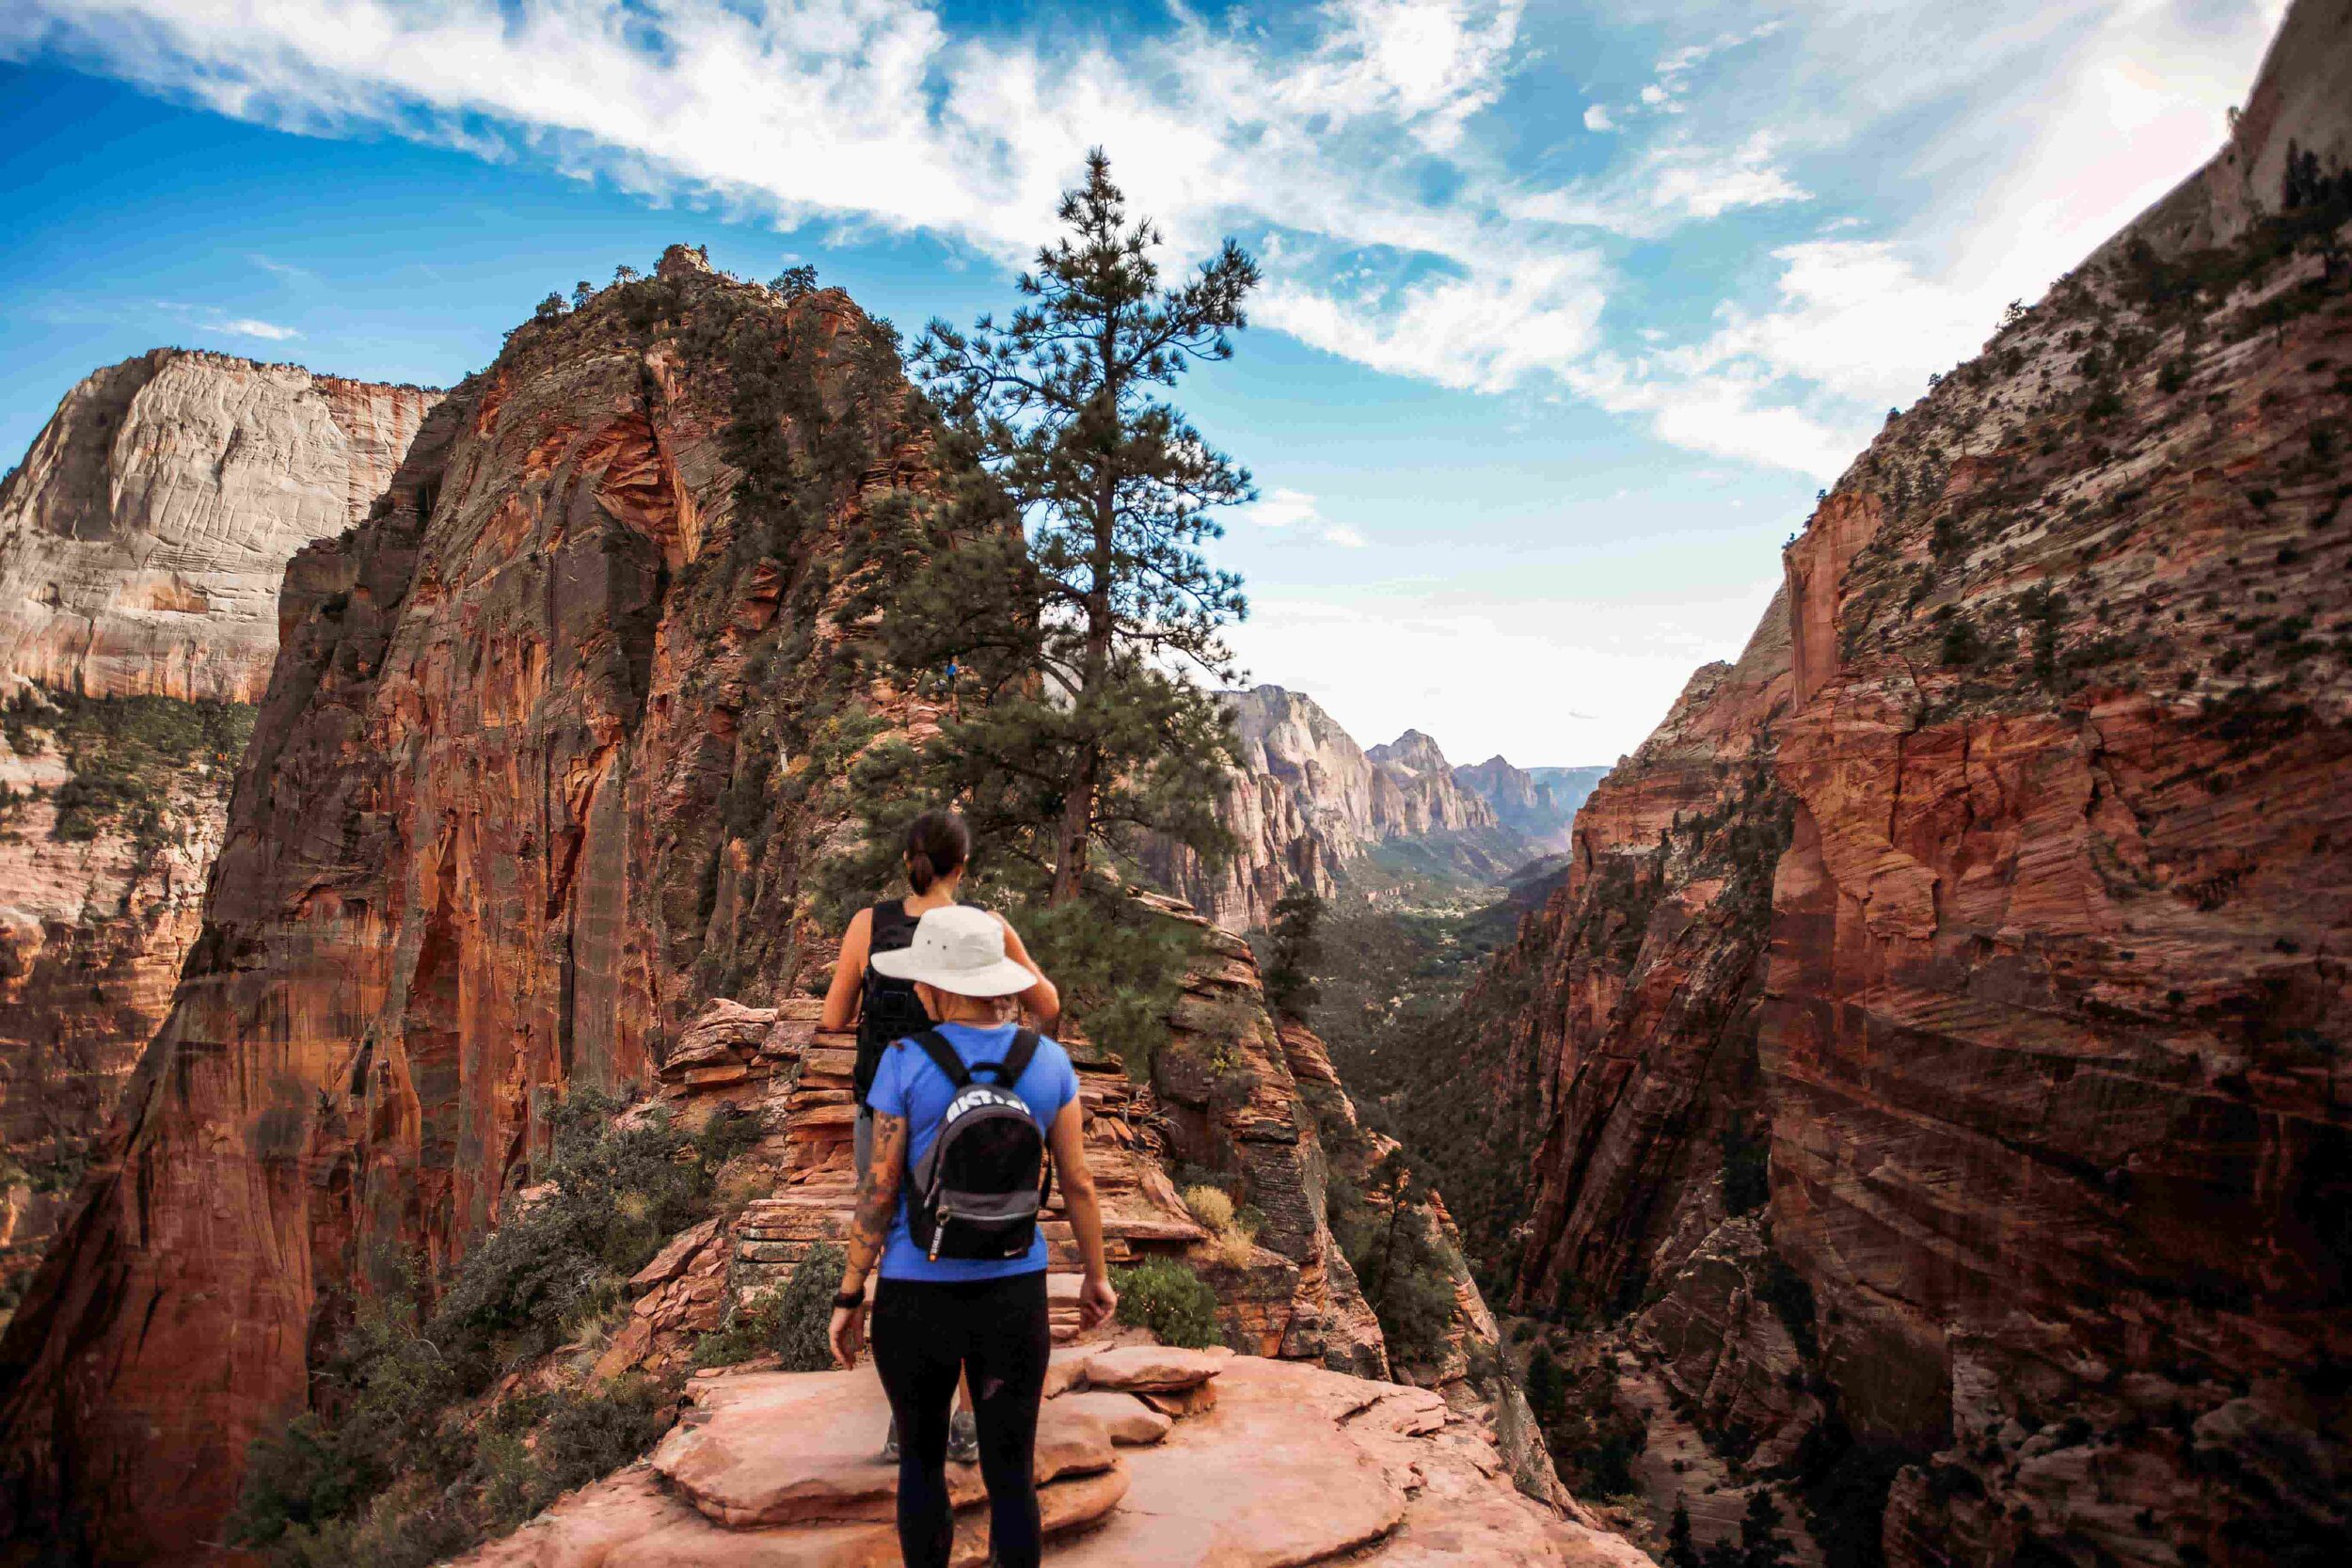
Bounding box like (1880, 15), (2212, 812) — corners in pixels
(1049, 1100), (1116, 1330)
(819, 908), (873, 1033)
(993, 913), (1061, 1032)
(829, 1108), (906, 1368)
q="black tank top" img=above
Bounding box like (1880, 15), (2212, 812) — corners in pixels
(855, 899), (931, 1104)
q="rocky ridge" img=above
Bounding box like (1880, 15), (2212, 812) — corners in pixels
(1147, 686), (1535, 929)
(0, 252), (1572, 1561)
(457, 1342), (1647, 1568)
(0, 353), (434, 1313)
(1464, 8), (2352, 1565)
(1451, 756), (1602, 851)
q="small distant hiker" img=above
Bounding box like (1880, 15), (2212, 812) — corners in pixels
(827, 903), (1117, 1568)
(821, 810), (1058, 1463)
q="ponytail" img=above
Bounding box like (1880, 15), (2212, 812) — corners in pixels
(904, 809), (971, 895)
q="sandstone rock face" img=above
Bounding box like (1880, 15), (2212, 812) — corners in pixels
(0, 356), (434, 1312)
(0, 252), (945, 1558)
(0, 716), (232, 1311)
(0, 350), (438, 704)
(457, 1351), (1644, 1568)
(1146, 687), (1533, 929)
(1478, 8), (2352, 1563)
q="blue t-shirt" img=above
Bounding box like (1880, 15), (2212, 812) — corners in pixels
(865, 1022), (1080, 1281)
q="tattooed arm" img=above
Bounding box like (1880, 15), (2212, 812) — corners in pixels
(829, 1111), (907, 1369)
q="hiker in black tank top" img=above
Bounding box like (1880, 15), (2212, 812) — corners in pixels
(818, 810), (1060, 1461)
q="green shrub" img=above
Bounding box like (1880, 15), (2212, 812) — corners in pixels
(1112, 1258), (1224, 1349)
(233, 1091), (755, 1563)
(691, 1291), (783, 1369)
(774, 1243), (845, 1371)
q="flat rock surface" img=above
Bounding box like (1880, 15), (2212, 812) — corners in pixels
(456, 1351), (1646, 1566)
(1077, 1344), (1226, 1392)
(652, 1366), (1116, 1527)
(1052, 1356), (1407, 1567)
(1054, 1389), (1174, 1446)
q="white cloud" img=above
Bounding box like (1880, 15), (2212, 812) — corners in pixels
(1241, 487), (1372, 549)
(218, 316), (302, 341)
(0, 0), (2286, 489)
(1229, 578), (1781, 765)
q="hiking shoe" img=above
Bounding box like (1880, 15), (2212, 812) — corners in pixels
(947, 1410), (979, 1465)
(881, 1418), (899, 1464)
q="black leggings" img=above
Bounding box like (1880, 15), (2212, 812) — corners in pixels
(871, 1271), (1052, 1568)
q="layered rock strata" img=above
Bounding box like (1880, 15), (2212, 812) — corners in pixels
(0, 251), (1528, 1560)
(1475, 7), (2352, 1563)
(0, 249), (943, 1559)
(1148, 686), (1532, 929)
(458, 1343), (1650, 1568)
(0, 349), (438, 704)
(0, 355), (432, 1314)
(0, 714), (232, 1311)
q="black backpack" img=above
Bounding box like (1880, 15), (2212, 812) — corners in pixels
(902, 1028), (1054, 1262)
(856, 902), (931, 1105)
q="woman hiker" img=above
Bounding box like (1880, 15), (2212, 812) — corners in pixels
(820, 809), (1059, 1463)
(827, 903), (1118, 1568)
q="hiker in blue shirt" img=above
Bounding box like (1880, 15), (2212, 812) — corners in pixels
(820, 810), (1058, 1462)
(828, 904), (1117, 1568)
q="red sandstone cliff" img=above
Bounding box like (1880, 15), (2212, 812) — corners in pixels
(1474, 6), (2352, 1563)
(0, 252), (1516, 1560)
(0, 355), (435, 1314)
(0, 249), (931, 1557)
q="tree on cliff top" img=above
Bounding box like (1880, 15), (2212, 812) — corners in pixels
(1262, 884), (1325, 1020)
(907, 150), (1261, 903)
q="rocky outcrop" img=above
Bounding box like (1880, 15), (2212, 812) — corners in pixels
(1148, 687), (1534, 929)
(0, 350), (438, 704)
(1475, 7), (2352, 1564)
(0, 353), (431, 1315)
(0, 248), (945, 1559)
(0, 712), (233, 1313)
(456, 1344), (1649, 1568)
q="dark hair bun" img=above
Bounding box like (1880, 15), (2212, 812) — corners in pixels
(904, 810), (970, 894)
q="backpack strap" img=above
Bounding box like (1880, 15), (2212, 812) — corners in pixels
(907, 1028), (973, 1090)
(977, 1028), (1041, 1088)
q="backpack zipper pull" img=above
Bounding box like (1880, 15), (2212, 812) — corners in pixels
(929, 1206), (948, 1261)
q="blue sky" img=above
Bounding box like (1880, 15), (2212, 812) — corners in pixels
(0, 1), (2282, 766)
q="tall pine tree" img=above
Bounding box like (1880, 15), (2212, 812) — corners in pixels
(907, 150), (1262, 902)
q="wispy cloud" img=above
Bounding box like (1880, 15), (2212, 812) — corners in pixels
(0, 0), (2280, 482)
(1242, 487), (1371, 548)
(151, 299), (303, 341)
(217, 316), (302, 341)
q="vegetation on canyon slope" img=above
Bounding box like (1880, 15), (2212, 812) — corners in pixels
(230, 1094), (761, 1567)
(230, 156), (1281, 1563)
(0, 688), (250, 872)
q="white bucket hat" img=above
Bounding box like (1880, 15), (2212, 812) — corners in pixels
(867, 904), (1036, 997)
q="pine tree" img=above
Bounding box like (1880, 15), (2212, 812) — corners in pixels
(1262, 883), (1325, 1021)
(1666, 1497), (1701, 1568)
(1735, 1488), (1794, 1568)
(911, 150), (1262, 903)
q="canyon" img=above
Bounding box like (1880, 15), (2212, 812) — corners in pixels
(1146, 683), (1582, 930)
(0, 249), (1578, 1562)
(1457, 5), (2352, 1564)
(0, 354), (436, 1307)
